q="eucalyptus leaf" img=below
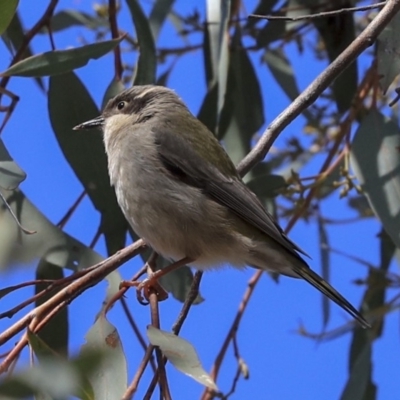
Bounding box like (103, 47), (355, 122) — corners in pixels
(1, 37), (123, 77)
(341, 344), (372, 400)
(126, 0), (157, 85)
(35, 260), (69, 356)
(0, 188), (103, 271)
(149, 0), (175, 40)
(0, 0), (18, 35)
(102, 77), (125, 109)
(81, 315), (127, 399)
(159, 262), (204, 304)
(350, 110), (400, 249)
(310, 1), (357, 112)
(263, 48), (315, 124)
(0, 137), (26, 189)
(48, 72), (128, 256)
(246, 174), (287, 199)
(377, 10), (400, 93)
(1, 11), (44, 90)
(44, 9), (106, 33)
(317, 215), (330, 327)
(147, 326), (218, 391)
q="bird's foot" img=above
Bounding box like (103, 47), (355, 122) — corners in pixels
(120, 277), (169, 305)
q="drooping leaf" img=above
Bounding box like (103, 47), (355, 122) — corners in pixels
(0, 0), (18, 35)
(35, 260), (69, 356)
(341, 344), (372, 400)
(377, 10), (400, 93)
(1, 11), (44, 90)
(147, 326), (218, 390)
(101, 77), (125, 109)
(1, 37), (124, 77)
(350, 110), (400, 249)
(48, 72), (128, 256)
(263, 48), (315, 125)
(310, 0), (357, 112)
(246, 173), (287, 199)
(149, 0), (176, 40)
(204, 0), (230, 118)
(159, 261), (204, 304)
(0, 188), (103, 271)
(317, 215), (330, 327)
(126, 0), (157, 84)
(222, 27), (264, 168)
(81, 315), (127, 399)
(44, 9), (107, 33)
(0, 137), (26, 189)
(2, 339), (104, 400)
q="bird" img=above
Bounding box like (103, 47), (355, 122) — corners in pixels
(74, 85), (369, 328)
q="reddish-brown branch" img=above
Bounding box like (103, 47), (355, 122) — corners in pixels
(0, 240), (147, 373)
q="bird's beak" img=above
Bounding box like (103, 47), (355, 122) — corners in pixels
(73, 116), (104, 130)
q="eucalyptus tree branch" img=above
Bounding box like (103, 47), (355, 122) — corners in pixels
(0, 240), (147, 373)
(237, 0), (400, 177)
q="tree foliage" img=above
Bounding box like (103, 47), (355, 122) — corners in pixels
(0, 0), (399, 399)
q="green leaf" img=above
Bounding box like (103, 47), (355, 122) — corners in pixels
(126, 0), (157, 84)
(221, 27), (264, 167)
(377, 10), (400, 93)
(341, 344), (372, 400)
(81, 315), (127, 399)
(101, 77), (125, 109)
(27, 330), (57, 361)
(257, 18), (286, 47)
(1, 37), (123, 77)
(48, 72), (128, 256)
(263, 48), (315, 124)
(246, 174), (287, 199)
(147, 326), (218, 390)
(350, 110), (400, 249)
(0, 137), (26, 189)
(149, 0), (175, 40)
(44, 9), (107, 33)
(1, 12), (44, 90)
(0, 188), (103, 271)
(317, 215), (330, 327)
(310, 1), (357, 112)
(0, 0), (18, 35)
(223, 27), (264, 138)
(35, 260), (69, 357)
(159, 262), (204, 304)
(205, 0), (230, 117)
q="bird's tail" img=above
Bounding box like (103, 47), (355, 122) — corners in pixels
(294, 265), (370, 329)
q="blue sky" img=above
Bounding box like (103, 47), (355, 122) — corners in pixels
(0, 1), (398, 399)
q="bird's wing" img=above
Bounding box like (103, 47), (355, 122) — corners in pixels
(154, 128), (308, 259)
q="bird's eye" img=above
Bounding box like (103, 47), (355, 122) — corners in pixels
(117, 101), (126, 110)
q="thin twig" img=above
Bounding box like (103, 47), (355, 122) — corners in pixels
(148, 291), (171, 400)
(120, 297), (157, 372)
(249, 2), (386, 21)
(57, 190), (86, 228)
(201, 270), (262, 400)
(123, 345), (155, 400)
(144, 271), (204, 399)
(172, 271), (203, 334)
